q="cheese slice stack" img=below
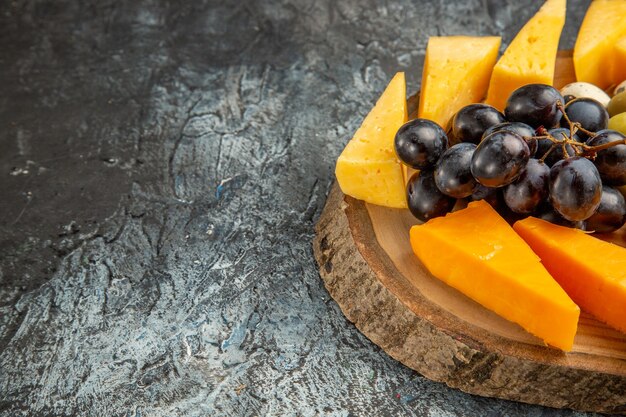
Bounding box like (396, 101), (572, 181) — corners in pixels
(335, 72), (408, 208)
(574, 0), (626, 89)
(486, 0), (566, 110)
(410, 200), (580, 351)
(514, 217), (626, 334)
(418, 36), (501, 129)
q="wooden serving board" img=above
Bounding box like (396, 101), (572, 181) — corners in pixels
(313, 51), (626, 414)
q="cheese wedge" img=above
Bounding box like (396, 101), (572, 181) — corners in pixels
(335, 72), (408, 208)
(574, 0), (626, 89)
(514, 217), (626, 334)
(614, 36), (626, 87)
(410, 200), (580, 351)
(418, 36), (501, 129)
(485, 0), (566, 110)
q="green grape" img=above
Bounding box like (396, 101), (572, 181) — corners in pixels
(608, 112), (626, 135)
(608, 91), (626, 117)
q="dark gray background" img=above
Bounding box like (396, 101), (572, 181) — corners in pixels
(0, 0), (604, 416)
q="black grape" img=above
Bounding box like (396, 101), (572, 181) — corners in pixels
(503, 159), (550, 214)
(470, 184), (502, 209)
(536, 203), (586, 230)
(470, 131), (530, 187)
(434, 143), (478, 198)
(406, 170), (456, 222)
(450, 104), (505, 144)
(561, 97), (609, 140)
(549, 157), (602, 221)
(585, 186), (626, 233)
(482, 122), (537, 157)
(505, 84), (564, 128)
(394, 118), (448, 169)
(586, 129), (626, 185)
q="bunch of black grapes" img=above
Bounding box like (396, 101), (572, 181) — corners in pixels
(394, 84), (626, 233)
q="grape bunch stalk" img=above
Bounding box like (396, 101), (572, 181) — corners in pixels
(532, 102), (620, 162)
(394, 84), (626, 233)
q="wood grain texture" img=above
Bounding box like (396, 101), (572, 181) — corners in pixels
(314, 51), (626, 414)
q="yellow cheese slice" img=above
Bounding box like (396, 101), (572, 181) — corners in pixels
(614, 36), (626, 87)
(410, 200), (580, 351)
(418, 36), (501, 129)
(514, 217), (626, 335)
(335, 72), (408, 208)
(574, 0), (626, 89)
(485, 0), (566, 110)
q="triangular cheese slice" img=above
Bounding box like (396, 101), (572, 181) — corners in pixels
(418, 36), (501, 129)
(486, 0), (566, 110)
(514, 217), (626, 334)
(335, 72), (408, 208)
(614, 36), (626, 88)
(574, 0), (626, 89)
(410, 201), (580, 351)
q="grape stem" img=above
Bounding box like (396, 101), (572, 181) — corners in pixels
(521, 101), (625, 162)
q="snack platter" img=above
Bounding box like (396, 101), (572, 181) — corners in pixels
(314, 51), (626, 414)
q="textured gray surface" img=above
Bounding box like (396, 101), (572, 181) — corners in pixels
(0, 0), (606, 416)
